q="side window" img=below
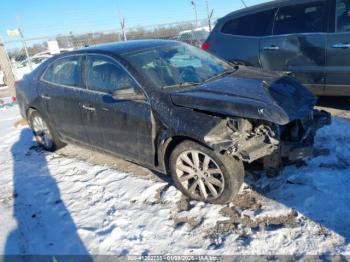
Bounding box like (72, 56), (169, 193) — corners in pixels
(42, 56), (81, 87)
(85, 56), (138, 94)
(336, 0), (350, 32)
(221, 9), (277, 36)
(273, 1), (327, 35)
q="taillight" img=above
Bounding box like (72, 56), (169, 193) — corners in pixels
(13, 80), (21, 102)
(201, 41), (211, 50)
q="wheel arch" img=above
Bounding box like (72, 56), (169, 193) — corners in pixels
(26, 106), (54, 130)
(26, 106), (38, 117)
(25, 106), (41, 123)
(158, 135), (213, 174)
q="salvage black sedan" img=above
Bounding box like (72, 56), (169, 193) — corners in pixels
(16, 40), (331, 204)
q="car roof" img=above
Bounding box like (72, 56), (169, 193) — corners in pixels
(35, 39), (181, 76)
(71, 39), (179, 56)
(222, 0), (326, 20)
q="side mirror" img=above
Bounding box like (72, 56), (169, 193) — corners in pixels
(112, 87), (145, 101)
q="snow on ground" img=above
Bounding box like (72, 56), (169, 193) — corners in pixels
(0, 103), (350, 256)
(0, 102), (21, 140)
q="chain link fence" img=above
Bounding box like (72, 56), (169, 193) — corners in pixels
(1, 18), (212, 93)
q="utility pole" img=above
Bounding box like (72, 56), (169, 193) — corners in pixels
(17, 28), (32, 70)
(205, 0), (214, 31)
(191, 1), (198, 28)
(118, 8), (127, 41)
(16, 16), (33, 70)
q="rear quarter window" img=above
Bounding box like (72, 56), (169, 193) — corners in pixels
(336, 0), (350, 32)
(42, 56), (81, 87)
(221, 9), (277, 37)
(273, 1), (328, 35)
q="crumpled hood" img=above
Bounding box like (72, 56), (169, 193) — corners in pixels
(170, 66), (317, 125)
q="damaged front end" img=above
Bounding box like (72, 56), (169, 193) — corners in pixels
(205, 110), (331, 171)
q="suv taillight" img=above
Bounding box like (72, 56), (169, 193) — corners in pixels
(201, 41), (211, 50)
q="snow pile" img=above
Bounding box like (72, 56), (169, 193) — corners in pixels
(0, 106), (350, 256)
(0, 97), (17, 110)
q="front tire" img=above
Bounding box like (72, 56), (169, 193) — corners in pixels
(169, 140), (244, 204)
(28, 110), (65, 151)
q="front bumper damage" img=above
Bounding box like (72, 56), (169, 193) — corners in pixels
(205, 110), (331, 171)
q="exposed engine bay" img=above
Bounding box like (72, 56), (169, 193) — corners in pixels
(205, 109), (331, 171)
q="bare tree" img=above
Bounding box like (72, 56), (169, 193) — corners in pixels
(118, 8), (127, 41)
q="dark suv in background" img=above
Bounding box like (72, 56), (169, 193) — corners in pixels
(203, 0), (350, 96)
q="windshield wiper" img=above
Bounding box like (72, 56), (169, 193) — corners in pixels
(203, 67), (238, 84)
(163, 81), (202, 89)
(162, 67), (238, 89)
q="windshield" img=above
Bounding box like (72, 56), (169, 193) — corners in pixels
(122, 43), (233, 89)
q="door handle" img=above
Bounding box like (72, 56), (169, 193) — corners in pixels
(40, 94), (51, 100)
(81, 104), (96, 112)
(263, 45), (280, 51)
(332, 43), (350, 49)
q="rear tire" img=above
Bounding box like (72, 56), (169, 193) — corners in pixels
(28, 110), (65, 152)
(169, 140), (244, 204)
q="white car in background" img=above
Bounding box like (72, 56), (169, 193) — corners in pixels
(177, 26), (210, 47)
(14, 54), (51, 80)
(14, 48), (73, 80)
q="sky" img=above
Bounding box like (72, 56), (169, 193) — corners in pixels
(0, 0), (268, 44)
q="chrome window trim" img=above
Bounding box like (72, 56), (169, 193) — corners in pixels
(220, 8), (278, 38)
(39, 54), (84, 90)
(39, 52), (150, 103)
(272, 0), (328, 36)
(335, 0), (340, 33)
(328, 31), (350, 35)
(220, 0), (329, 38)
(83, 53), (150, 103)
(221, 31), (328, 39)
(334, 0), (350, 33)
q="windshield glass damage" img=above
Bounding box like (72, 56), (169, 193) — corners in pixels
(122, 43), (233, 89)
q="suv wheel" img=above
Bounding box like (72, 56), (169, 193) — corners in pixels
(170, 141), (244, 204)
(28, 110), (65, 151)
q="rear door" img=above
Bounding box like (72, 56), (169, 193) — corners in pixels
(80, 54), (154, 164)
(324, 0), (350, 95)
(259, 0), (329, 95)
(38, 55), (89, 143)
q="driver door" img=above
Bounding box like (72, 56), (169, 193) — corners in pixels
(80, 54), (155, 164)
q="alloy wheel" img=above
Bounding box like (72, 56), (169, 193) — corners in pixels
(31, 114), (54, 149)
(175, 150), (225, 201)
